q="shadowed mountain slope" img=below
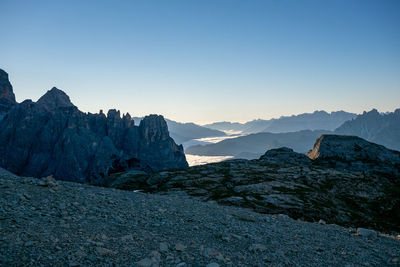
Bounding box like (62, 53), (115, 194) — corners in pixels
(0, 70), (187, 183)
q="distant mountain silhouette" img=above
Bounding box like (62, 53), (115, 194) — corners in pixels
(185, 130), (330, 159)
(133, 117), (226, 145)
(204, 111), (356, 134)
(335, 108), (400, 151)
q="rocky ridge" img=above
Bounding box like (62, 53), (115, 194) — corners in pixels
(1, 169), (399, 266)
(109, 135), (400, 233)
(0, 69), (188, 183)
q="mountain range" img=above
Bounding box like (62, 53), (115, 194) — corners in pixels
(204, 110), (357, 134)
(187, 109), (400, 159)
(335, 108), (400, 151)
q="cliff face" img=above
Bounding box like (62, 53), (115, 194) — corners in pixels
(0, 69), (16, 116)
(0, 72), (188, 183)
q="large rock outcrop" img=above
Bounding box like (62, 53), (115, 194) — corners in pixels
(0, 69), (16, 116)
(307, 134), (400, 177)
(0, 80), (188, 183)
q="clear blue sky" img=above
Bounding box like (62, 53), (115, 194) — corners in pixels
(1, 0), (399, 124)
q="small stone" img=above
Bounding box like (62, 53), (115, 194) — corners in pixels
(318, 219), (326, 225)
(175, 243), (186, 252)
(390, 258), (399, 264)
(75, 250), (87, 258)
(120, 234), (134, 242)
(249, 244), (268, 252)
(95, 247), (116, 256)
(135, 257), (153, 267)
(166, 255), (174, 262)
(202, 247), (220, 258)
(68, 260), (80, 267)
(176, 262), (187, 267)
(159, 242), (169, 253)
(150, 250), (161, 262)
(24, 241), (34, 247)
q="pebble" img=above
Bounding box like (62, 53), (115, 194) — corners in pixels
(159, 242), (169, 253)
(135, 257), (153, 267)
(249, 243), (268, 252)
(24, 241), (34, 247)
(95, 247), (116, 256)
(175, 243), (186, 252)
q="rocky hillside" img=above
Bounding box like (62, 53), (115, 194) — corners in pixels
(335, 108), (400, 151)
(1, 169), (399, 266)
(109, 135), (400, 233)
(0, 70), (188, 183)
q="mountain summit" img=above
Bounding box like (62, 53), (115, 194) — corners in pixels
(36, 87), (75, 110)
(0, 69), (16, 115)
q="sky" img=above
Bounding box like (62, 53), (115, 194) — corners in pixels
(1, 0), (399, 124)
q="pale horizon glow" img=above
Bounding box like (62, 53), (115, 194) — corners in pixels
(1, 0), (399, 124)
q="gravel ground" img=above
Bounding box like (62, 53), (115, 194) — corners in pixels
(1, 172), (399, 266)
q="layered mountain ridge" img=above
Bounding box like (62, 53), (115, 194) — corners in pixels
(335, 108), (400, 151)
(204, 110), (357, 134)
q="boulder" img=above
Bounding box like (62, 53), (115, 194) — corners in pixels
(307, 134), (400, 177)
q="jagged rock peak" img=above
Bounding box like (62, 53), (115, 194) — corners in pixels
(107, 109), (120, 119)
(139, 114), (170, 141)
(0, 69), (16, 103)
(362, 108), (380, 116)
(37, 87), (75, 110)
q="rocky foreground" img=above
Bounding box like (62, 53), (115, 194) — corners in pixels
(108, 136), (400, 234)
(1, 169), (399, 266)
